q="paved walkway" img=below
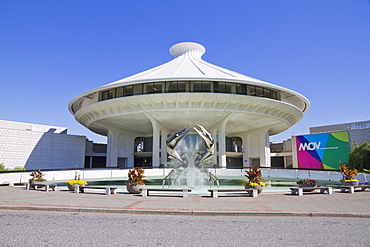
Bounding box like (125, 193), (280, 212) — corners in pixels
(1, 186), (370, 218)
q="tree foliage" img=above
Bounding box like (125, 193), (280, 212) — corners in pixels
(348, 142), (370, 171)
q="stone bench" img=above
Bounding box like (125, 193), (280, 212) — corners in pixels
(340, 184), (370, 194)
(208, 189), (258, 198)
(74, 186), (117, 195)
(141, 188), (191, 198)
(26, 183), (57, 192)
(290, 186), (332, 196)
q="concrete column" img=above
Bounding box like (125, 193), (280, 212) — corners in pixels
(239, 133), (250, 168)
(106, 128), (119, 168)
(152, 125), (160, 168)
(256, 128), (271, 168)
(160, 129), (169, 167)
(146, 113), (169, 169)
(218, 127), (227, 168)
(117, 132), (136, 169)
(210, 128), (218, 167)
(213, 114), (231, 169)
(238, 127), (270, 168)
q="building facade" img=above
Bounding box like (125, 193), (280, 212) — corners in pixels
(0, 120), (86, 170)
(69, 42), (310, 169)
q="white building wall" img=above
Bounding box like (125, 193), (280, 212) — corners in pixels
(0, 125), (86, 170)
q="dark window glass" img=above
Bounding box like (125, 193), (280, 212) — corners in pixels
(124, 86), (133, 96)
(225, 82), (234, 94)
(178, 81), (186, 92)
(102, 91), (109, 101)
(203, 81), (211, 92)
(192, 81), (202, 92)
(116, 87), (123, 98)
(167, 81), (177, 92)
(108, 89), (114, 99)
(271, 91), (277, 100)
(99, 81), (281, 102)
(133, 84), (143, 95)
(153, 82), (163, 93)
(214, 82), (219, 93)
(236, 84), (247, 94)
(256, 87), (264, 97)
(263, 89), (271, 98)
(144, 83), (153, 94)
(218, 82), (226, 93)
(249, 86), (256, 96)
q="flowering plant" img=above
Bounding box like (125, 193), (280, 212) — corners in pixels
(29, 170), (46, 182)
(66, 180), (88, 186)
(297, 179), (318, 186)
(127, 168), (145, 186)
(245, 166), (265, 186)
(339, 165), (358, 182)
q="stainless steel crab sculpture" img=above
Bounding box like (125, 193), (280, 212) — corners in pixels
(166, 124), (214, 166)
(163, 124), (219, 188)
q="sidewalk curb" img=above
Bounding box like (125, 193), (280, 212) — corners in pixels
(1, 205), (369, 218)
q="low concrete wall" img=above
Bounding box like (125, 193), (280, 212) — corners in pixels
(0, 168), (369, 185)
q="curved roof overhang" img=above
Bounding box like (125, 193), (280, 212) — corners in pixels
(73, 92), (303, 137)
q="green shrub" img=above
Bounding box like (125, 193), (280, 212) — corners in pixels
(0, 164), (8, 171)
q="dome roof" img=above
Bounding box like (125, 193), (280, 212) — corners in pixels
(106, 42), (269, 86)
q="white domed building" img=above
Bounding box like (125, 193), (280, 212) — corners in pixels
(69, 42), (310, 169)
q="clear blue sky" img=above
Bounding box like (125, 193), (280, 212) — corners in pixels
(1, 1), (369, 144)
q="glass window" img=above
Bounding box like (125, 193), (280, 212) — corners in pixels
(271, 91), (277, 100)
(116, 87), (123, 98)
(124, 86), (133, 96)
(203, 81), (211, 92)
(214, 82), (219, 93)
(218, 82), (226, 93)
(263, 89), (271, 98)
(236, 84), (247, 95)
(256, 87), (264, 97)
(153, 82), (163, 93)
(102, 91), (109, 101)
(108, 89), (114, 99)
(225, 82), (236, 94)
(98, 81), (282, 102)
(167, 81), (177, 92)
(249, 86), (256, 96)
(143, 83), (153, 94)
(178, 81), (186, 92)
(192, 81), (202, 92)
(133, 84), (143, 95)
(225, 83), (232, 93)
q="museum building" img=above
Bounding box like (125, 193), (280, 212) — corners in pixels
(69, 42), (310, 169)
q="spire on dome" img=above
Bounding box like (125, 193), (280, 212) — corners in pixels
(169, 42), (206, 58)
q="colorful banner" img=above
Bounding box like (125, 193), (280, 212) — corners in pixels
(296, 131), (350, 169)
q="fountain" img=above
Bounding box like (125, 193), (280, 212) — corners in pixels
(163, 125), (219, 191)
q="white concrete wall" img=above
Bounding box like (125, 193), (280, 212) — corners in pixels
(0, 127), (86, 170)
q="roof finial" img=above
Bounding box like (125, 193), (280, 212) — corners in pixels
(169, 42), (206, 58)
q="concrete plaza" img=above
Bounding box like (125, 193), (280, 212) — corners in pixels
(0, 186), (369, 218)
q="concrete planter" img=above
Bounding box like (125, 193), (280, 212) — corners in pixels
(245, 185), (263, 194)
(126, 184), (145, 194)
(298, 184), (317, 192)
(341, 181), (359, 186)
